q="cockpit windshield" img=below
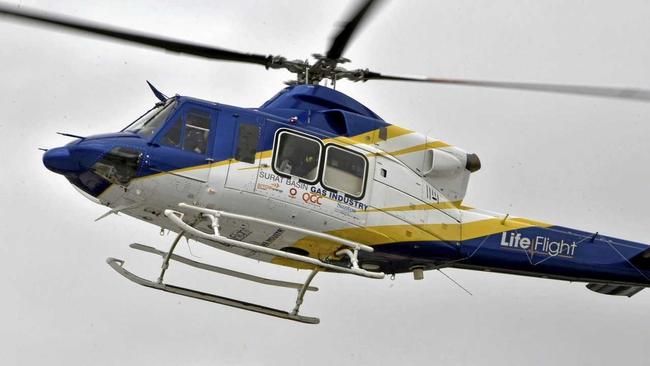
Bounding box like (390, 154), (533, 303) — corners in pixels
(124, 99), (176, 137)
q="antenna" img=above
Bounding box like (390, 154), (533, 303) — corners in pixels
(438, 269), (473, 296)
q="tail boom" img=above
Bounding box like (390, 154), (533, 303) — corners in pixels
(455, 216), (650, 293)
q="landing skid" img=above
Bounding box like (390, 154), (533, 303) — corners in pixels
(107, 203), (384, 324)
(107, 258), (319, 324)
(129, 243), (318, 292)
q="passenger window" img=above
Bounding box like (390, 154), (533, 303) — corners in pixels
(273, 131), (321, 182)
(322, 145), (367, 198)
(235, 123), (260, 164)
(160, 107), (212, 155)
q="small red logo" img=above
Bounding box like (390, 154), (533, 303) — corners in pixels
(302, 192), (322, 205)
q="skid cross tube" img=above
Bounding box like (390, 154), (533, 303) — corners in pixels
(164, 206), (385, 279)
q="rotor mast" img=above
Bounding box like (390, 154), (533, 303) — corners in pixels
(268, 55), (371, 86)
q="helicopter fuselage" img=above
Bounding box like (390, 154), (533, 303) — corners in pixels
(44, 84), (650, 296)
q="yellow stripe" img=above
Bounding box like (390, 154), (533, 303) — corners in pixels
(255, 125), (420, 161)
(385, 125), (415, 140)
(256, 150), (273, 160)
(237, 165), (264, 171)
(335, 125), (414, 144)
(459, 217), (551, 240)
(363, 201), (470, 212)
(346, 217), (551, 243)
(388, 140), (451, 157)
(271, 217), (552, 269)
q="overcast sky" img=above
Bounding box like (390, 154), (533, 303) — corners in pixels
(1, 1), (650, 365)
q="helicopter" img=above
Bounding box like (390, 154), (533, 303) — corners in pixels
(3, 0), (650, 325)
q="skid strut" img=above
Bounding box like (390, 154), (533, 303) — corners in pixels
(157, 231), (184, 283)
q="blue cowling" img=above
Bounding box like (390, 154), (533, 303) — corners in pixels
(43, 147), (80, 174)
(43, 145), (105, 175)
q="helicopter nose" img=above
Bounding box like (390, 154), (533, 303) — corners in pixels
(43, 144), (107, 175)
(43, 147), (79, 174)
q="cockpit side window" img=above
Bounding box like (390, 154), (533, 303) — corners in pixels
(161, 117), (183, 148)
(272, 131), (321, 183)
(159, 107), (212, 155)
(322, 144), (367, 198)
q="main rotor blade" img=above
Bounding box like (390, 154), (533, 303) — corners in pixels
(326, 0), (381, 60)
(364, 72), (650, 102)
(0, 3), (271, 66)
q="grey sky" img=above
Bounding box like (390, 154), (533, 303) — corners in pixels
(1, 1), (650, 365)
